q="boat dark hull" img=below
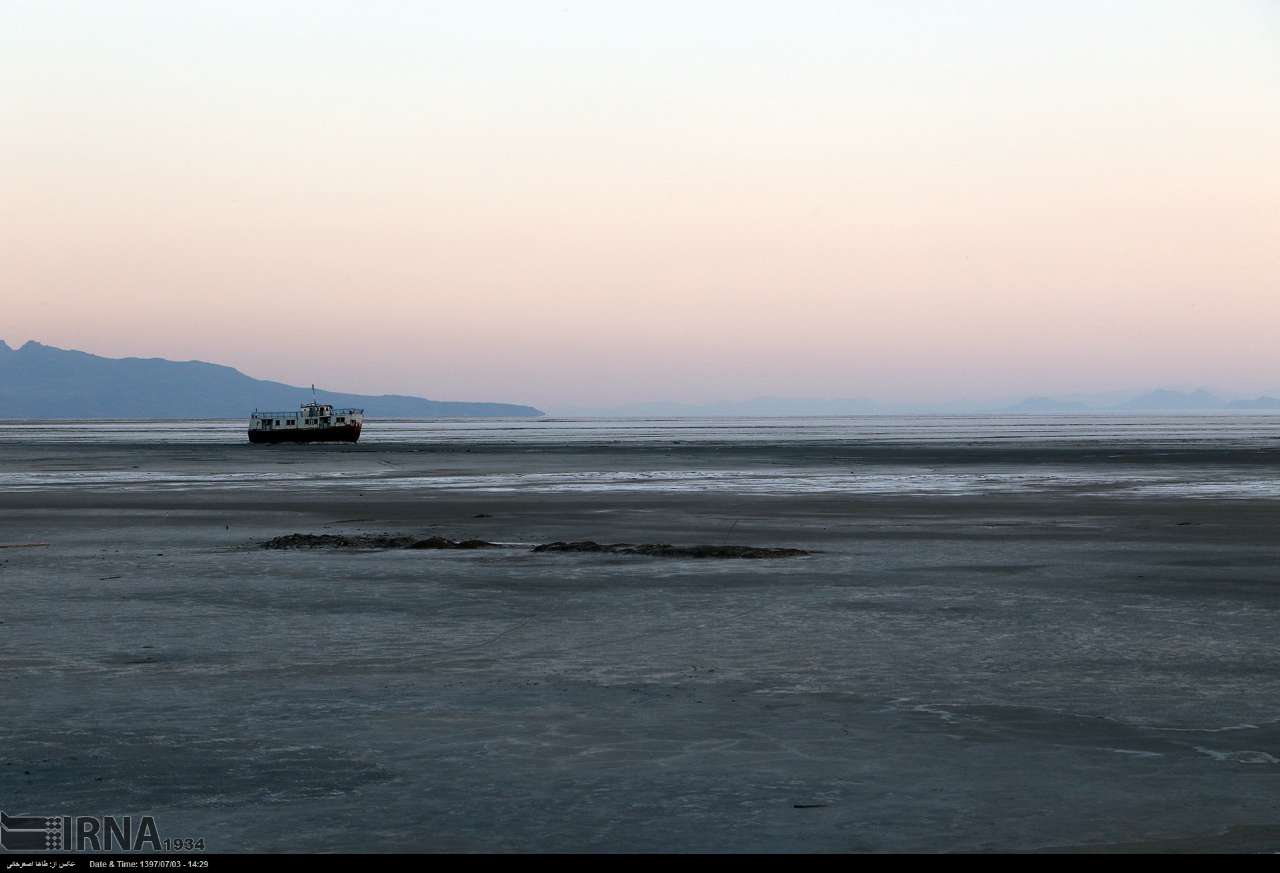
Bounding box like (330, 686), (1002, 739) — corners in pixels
(248, 424), (362, 444)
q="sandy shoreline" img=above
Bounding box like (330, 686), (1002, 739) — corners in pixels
(3, 437), (1280, 851)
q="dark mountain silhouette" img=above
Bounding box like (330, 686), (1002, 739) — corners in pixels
(0, 340), (543, 419)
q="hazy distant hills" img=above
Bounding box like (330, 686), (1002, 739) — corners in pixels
(566, 389), (1280, 417)
(564, 397), (885, 417)
(1001, 389), (1280, 414)
(3, 339), (1275, 419)
(0, 340), (544, 419)
(1002, 397), (1094, 413)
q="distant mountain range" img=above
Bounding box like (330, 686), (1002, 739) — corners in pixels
(0, 340), (544, 419)
(1001, 389), (1280, 413)
(565, 389), (1280, 417)
(562, 397), (885, 417)
(3, 339), (1274, 419)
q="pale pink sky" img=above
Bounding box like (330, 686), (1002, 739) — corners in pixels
(4, 1), (1279, 408)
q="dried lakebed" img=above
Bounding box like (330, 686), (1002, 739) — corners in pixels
(261, 533), (814, 559)
(7, 424), (1280, 851)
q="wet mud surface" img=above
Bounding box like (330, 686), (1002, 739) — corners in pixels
(2, 436), (1279, 851)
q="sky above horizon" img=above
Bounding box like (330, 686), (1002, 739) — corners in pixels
(4, 1), (1278, 409)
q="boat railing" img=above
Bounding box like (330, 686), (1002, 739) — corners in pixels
(251, 408), (364, 418)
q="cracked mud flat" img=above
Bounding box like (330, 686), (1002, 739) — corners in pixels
(3, 421), (1280, 851)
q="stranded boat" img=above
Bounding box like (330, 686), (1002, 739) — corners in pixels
(248, 402), (364, 444)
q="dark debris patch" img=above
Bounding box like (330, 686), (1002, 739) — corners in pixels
(530, 541), (812, 559)
(407, 536), (500, 550)
(262, 534), (810, 558)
